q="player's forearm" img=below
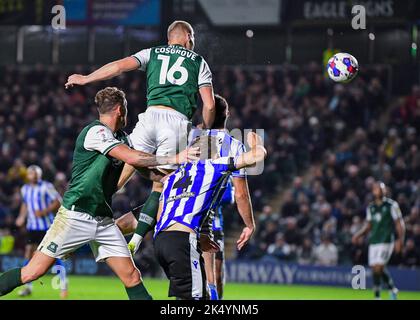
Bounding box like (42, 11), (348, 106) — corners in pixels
(355, 222), (371, 238)
(126, 151), (177, 169)
(84, 61), (123, 84)
(236, 193), (255, 230)
(18, 204), (27, 219)
(202, 103), (215, 129)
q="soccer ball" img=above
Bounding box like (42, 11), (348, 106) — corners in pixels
(327, 53), (359, 83)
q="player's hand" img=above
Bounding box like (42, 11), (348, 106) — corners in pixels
(199, 233), (220, 253)
(35, 209), (46, 217)
(174, 147), (200, 164)
(15, 216), (25, 227)
(237, 226), (254, 251)
(128, 233), (143, 256)
(65, 74), (88, 89)
(394, 239), (403, 254)
(246, 132), (263, 149)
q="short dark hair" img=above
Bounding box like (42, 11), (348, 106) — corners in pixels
(212, 94), (229, 129)
(95, 87), (126, 114)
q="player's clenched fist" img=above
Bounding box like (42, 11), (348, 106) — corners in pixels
(65, 74), (88, 88)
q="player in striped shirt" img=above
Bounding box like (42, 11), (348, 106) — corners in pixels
(154, 131), (265, 299)
(188, 95), (253, 300)
(15, 165), (68, 298)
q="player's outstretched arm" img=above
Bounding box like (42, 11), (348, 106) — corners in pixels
(65, 57), (139, 88)
(108, 144), (200, 169)
(234, 132), (267, 170)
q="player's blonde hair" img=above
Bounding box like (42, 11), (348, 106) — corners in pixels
(167, 20), (194, 40)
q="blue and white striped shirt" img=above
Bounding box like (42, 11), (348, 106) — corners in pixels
(21, 180), (61, 231)
(154, 157), (237, 237)
(189, 128), (246, 232)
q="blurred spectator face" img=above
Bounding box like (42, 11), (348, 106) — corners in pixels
(331, 178), (341, 192)
(300, 204), (310, 216)
(275, 234), (285, 247)
(284, 190), (293, 203)
(348, 165), (359, 177)
(320, 203), (332, 217)
(262, 205), (273, 217)
(293, 176), (303, 189)
(303, 237), (312, 248)
(365, 176), (375, 190)
(286, 218), (297, 230)
(266, 221), (278, 233)
(406, 239), (415, 251)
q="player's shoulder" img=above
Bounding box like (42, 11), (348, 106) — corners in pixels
(41, 180), (55, 189)
(384, 197), (398, 206)
(81, 121), (106, 135)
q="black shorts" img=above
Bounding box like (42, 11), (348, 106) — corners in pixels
(213, 230), (225, 261)
(26, 230), (47, 245)
(154, 231), (207, 300)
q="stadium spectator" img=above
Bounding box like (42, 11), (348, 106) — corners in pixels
(314, 234), (338, 266)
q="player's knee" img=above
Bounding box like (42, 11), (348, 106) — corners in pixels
(123, 267), (142, 288)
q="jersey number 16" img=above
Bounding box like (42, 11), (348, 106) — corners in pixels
(157, 55), (188, 86)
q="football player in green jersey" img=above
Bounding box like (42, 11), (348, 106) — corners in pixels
(65, 20), (215, 256)
(352, 181), (405, 300)
(0, 87), (199, 299)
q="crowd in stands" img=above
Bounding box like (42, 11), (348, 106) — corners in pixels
(0, 63), (419, 268)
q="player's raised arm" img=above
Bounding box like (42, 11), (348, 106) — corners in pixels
(234, 132), (267, 170)
(65, 56), (139, 88)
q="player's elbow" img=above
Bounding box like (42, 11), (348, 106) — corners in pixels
(204, 103), (216, 113)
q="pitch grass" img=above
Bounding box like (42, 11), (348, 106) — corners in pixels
(1, 275), (420, 300)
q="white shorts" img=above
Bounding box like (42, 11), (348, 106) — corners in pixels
(38, 206), (131, 262)
(129, 107), (191, 170)
(368, 243), (394, 266)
